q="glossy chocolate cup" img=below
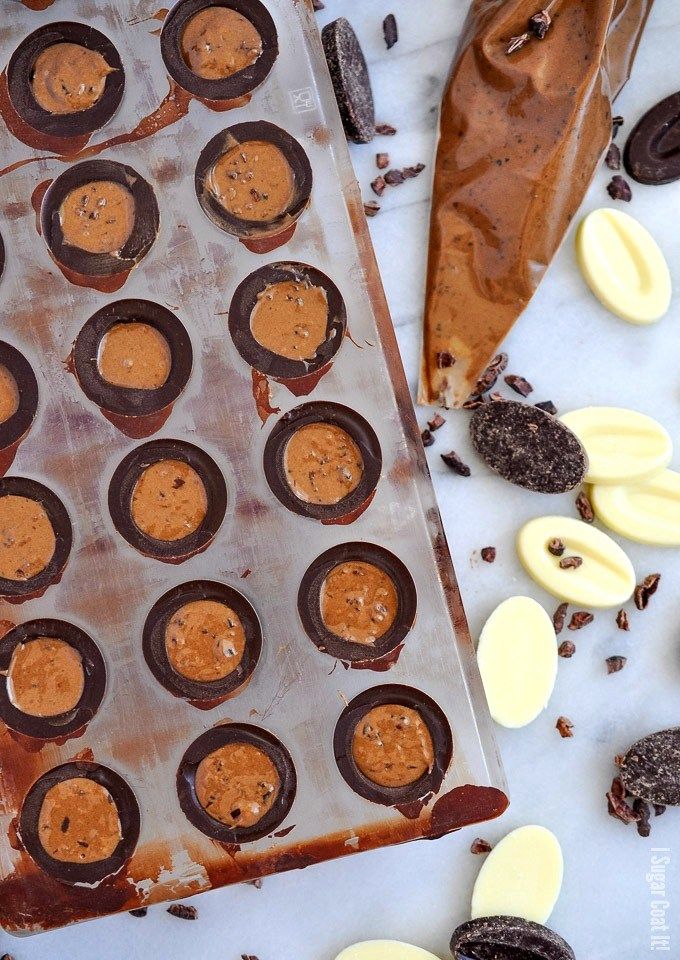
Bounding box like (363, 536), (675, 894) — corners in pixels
(298, 542), (416, 664)
(143, 580), (262, 705)
(334, 684), (453, 806)
(160, 0), (278, 102)
(263, 401), (382, 522)
(19, 760), (140, 886)
(195, 121), (313, 241)
(0, 341), (39, 453)
(108, 439), (228, 563)
(41, 159), (159, 278)
(228, 261), (346, 381)
(73, 299), (193, 418)
(0, 477), (72, 602)
(0, 619), (106, 740)
(177, 723), (297, 843)
(8, 22), (125, 139)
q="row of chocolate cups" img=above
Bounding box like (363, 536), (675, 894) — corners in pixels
(16, 683), (453, 888)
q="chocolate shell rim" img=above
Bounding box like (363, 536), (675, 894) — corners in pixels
(228, 261), (347, 381)
(298, 541), (417, 663)
(194, 120), (313, 240)
(333, 683), (453, 806)
(0, 618), (106, 740)
(7, 21), (125, 139)
(41, 158), (160, 277)
(108, 438), (228, 563)
(19, 760), (140, 886)
(73, 299), (193, 418)
(0, 340), (39, 453)
(263, 400), (382, 522)
(142, 579), (262, 703)
(160, 0), (278, 102)
(0, 476), (73, 599)
(176, 722), (297, 843)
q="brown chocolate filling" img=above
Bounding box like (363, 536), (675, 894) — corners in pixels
(0, 364), (20, 424)
(250, 279), (328, 361)
(208, 140), (294, 222)
(31, 42), (113, 115)
(7, 637), (84, 717)
(321, 561), (398, 646)
(195, 741), (281, 827)
(97, 322), (172, 390)
(351, 704), (435, 788)
(59, 180), (135, 255)
(181, 6), (262, 80)
(165, 599), (246, 682)
(284, 422), (364, 505)
(131, 459), (208, 542)
(0, 494), (56, 581)
(37, 777), (122, 863)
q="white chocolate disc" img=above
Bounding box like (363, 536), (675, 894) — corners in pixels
(335, 942), (440, 960)
(591, 469), (680, 546)
(517, 515), (635, 608)
(471, 825), (563, 925)
(560, 407), (671, 485)
(576, 208), (671, 324)
(477, 597), (557, 729)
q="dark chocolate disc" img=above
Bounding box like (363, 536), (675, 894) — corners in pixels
(7, 22), (125, 139)
(450, 917), (576, 960)
(73, 299), (193, 418)
(298, 542), (416, 664)
(0, 341), (39, 453)
(41, 159), (159, 278)
(0, 619), (106, 740)
(194, 121), (313, 240)
(19, 760), (140, 886)
(177, 723), (297, 843)
(624, 91), (680, 185)
(263, 401), (382, 523)
(470, 399), (587, 493)
(143, 580), (262, 705)
(108, 439), (228, 563)
(228, 261), (346, 380)
(160, 0), (278, 102)
(0, 476), (72, 601)
(333, 684), (453, 806)
(619, 727), (680, 806)
(321, 18), (375, 144)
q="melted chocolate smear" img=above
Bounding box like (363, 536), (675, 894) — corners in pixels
(0, 72), (87, 167)
(277, 363), (331, 398)
(320, 488), (376, 526)
(127, 7), (169, 25)
(395, 798), (427, 820)
(348, 642), (404, 673)
(30, 179), (51, 235)
(428, 785), (508, 837)
(241, 222), (297, 255)
(251, 369), (280, 425)
(53, 259), (131, 294)
(21, 0), (56, 8)
(102, 406), (173, 439)
(272, 824), (295, 839)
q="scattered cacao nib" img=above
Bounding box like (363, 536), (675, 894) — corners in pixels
(370, 175), (386, 197)
(242, 955), (260, 960)
(436, 350), (455, 369)
(605, 143), (622, 170)
(558, 639), (576, 658)
(534, 400), (557, 415)
(547, 538), (565, 557)
(1, 955), (16, 960)
(614, 754), (625, 768)
(634, 573), (661, 610)
(607, 787), (639, 825)
(606, 655), (627, 674)
(528, 9), (552, 38)
(575, 490), (594, 523)
(480, 546), (496, 564)
(616, 609), (630, 631)
(312, 0), (325, 9)
(375, 122), (397, 136)
(402, 163), (426, 179)
(556, 716), (574, 738)
(633, 798), (651, 838)
(553, 602), (568, 634)
(363, 200), (380, 217)
(247, 878), (263, 889)
(462, 394), (485, 410)
(504, 374), (533, 397)
(559, 555), (583, 570)
(607, 175), (632, 201)
(441, 450), (471, 477)
(421, 428), (435, 448)
(474, 353), (508, 395)
(470, 837), (493, 855)
(507, 32), (531, 54)
(568, 611), (593, 630)
(383, 13), (398, 49)
(384, 168), (405, 186)
(489, 391), (504, 401)
(654, 804), (666, 817)
(167, 903), (198, 921)
(376, 152), (389, 170)
(129, 908), (148, 918)
(612, 115), (624, 138)
(428, 412), (446, 432)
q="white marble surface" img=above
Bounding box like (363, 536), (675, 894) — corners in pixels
(3, 1), (680, 958)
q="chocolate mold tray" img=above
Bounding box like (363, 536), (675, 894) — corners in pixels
(0, 0), (507, 935)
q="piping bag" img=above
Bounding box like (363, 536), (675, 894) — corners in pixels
(419, 0), (654, 408)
